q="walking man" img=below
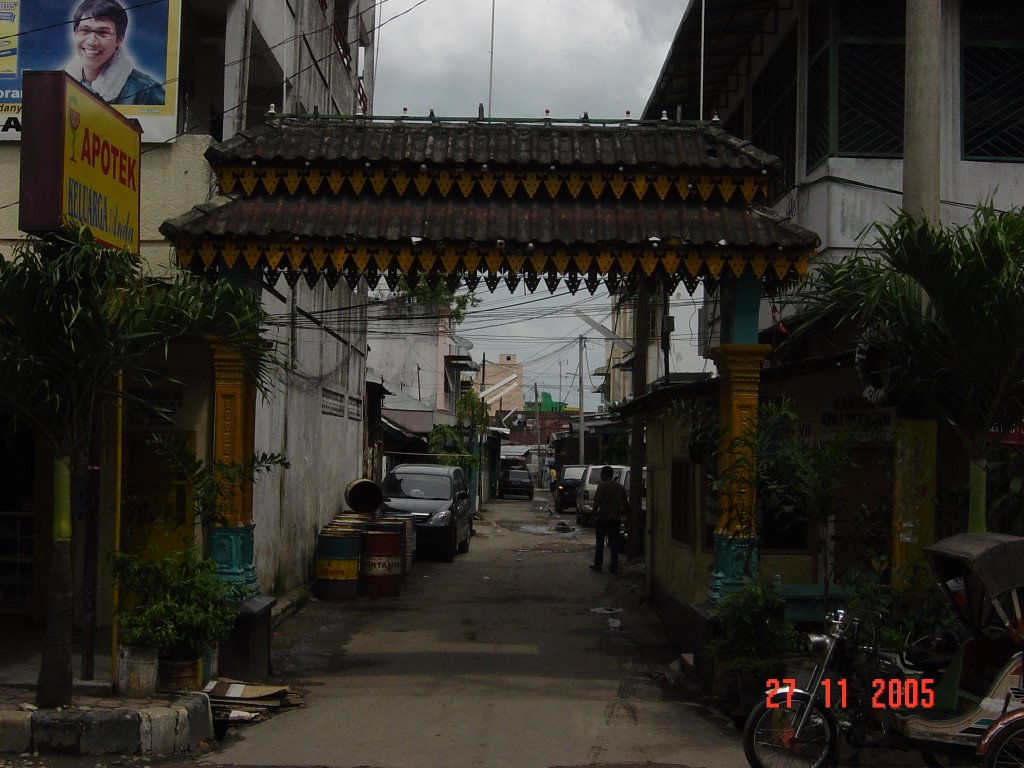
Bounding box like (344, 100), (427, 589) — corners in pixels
(589, 465), (628, 573)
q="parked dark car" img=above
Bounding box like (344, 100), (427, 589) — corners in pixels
(554, 464), (587, 513)
(498, 468), (534, 499)
(379, 464), (473, 562)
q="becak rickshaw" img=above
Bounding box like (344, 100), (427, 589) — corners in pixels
(743, 532), (1024, 768)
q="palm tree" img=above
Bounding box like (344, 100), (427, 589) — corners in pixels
(0, 227), (276, 707)
(790, 204), (1024, 533)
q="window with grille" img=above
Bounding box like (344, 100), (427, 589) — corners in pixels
(752, 29), (798, 199)
(962, 1), (1024, 161)
(806, 0), (905, 172)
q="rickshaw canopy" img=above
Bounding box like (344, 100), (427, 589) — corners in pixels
(925, 532), (1024, 632)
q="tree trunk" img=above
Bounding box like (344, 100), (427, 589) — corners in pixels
(967, 456), (987, 533)
(36, 456), (74, 708)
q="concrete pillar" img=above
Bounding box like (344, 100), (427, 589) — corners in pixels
(896, 0), (941, 564)
(903, 0), (942, 220)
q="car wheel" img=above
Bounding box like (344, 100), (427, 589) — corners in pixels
(457, 526), (471, 554)
(528, 491), (534, 500)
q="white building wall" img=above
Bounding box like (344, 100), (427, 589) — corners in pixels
(367, 298), (458, 431)
(252, 280), (367, 595)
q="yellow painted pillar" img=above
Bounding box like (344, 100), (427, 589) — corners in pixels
(209, 339), (258, 589)
(707, 343), (771, 601)
(892, 418), (936, 573)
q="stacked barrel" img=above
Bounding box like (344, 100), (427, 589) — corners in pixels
(314, 479), (415, 599)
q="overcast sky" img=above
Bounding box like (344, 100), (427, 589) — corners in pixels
(370, 0), (702, 411)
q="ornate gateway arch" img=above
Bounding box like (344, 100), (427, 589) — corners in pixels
(160, 115), (819, 589)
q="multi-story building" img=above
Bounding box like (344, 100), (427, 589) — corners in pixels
(632, 0), (1024, 659)
(365, 293), (477, 470)
(0, 0), (377, 616)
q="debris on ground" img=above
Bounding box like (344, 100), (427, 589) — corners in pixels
(203, 679), (303, 728)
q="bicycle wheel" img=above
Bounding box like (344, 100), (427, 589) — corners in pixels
(985, 721), (1024, 768)
(743, 696), (839, 768)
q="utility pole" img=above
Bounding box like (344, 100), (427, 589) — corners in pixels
(627, 282), (650, 559)
(534, 383), (542, 488)
(578, 336), (585, 465)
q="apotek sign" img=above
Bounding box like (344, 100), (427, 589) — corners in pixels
(19, 70), (140, 252)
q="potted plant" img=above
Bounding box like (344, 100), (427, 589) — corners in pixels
(707, 577), (799, 725)
(111, 546), (244, 692)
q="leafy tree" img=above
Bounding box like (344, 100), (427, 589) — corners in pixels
(788, 204), (1024, 533)
(394, 276), (478, 323)
(0, 227), (276, 707)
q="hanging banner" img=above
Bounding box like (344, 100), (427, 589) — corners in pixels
(0, 0), (179, 143)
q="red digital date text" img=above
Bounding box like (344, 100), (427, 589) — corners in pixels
(765, 678), (935, 709)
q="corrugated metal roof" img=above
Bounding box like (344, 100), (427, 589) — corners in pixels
(643, 1), (781, 122)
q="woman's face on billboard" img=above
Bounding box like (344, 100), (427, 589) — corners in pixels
(73, 16), (122, 81)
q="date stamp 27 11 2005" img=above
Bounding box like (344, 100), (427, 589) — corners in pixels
(765, 677), (936, 710)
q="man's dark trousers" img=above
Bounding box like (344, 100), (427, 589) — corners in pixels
(593, 518), (622, 572)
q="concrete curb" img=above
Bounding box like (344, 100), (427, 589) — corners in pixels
(0, 582), (314, 757)
(0, 692), (212, 757)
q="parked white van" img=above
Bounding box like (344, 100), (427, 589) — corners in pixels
(575, 464), (628, 526)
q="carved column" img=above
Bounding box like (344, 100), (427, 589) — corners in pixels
(208, 339), (258, 591)
(706, 343), (771, 603)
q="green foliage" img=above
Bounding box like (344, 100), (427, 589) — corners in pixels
(0, 226), (280, 706)
(145, 434), (289, 525)
(394, 277), (479, 324)
(110, 547), (246, 661)
(843, 558), (956, 650)
(0, 226), (279, 457)
(788, 203), (1024, 531)
(427, 424), (471, 467)
(708, 579), (800, 673)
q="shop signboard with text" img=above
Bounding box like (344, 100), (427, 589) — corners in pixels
(19, 70), (140, 252)
(0, 0), (179, 142)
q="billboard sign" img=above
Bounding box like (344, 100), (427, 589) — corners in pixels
(20, 70), (141, 252)
(0, 0), (179, 143)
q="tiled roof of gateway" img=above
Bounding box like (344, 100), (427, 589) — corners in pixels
(160, 116), (819, 288)
(165, 196), (814, 250)
(203, 116), (782, 173)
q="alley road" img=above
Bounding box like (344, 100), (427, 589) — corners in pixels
(199, 498), (744, 768)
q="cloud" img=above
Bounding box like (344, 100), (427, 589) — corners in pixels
(373, 0), (684, 119)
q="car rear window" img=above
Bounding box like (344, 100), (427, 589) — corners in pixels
(383, 473), (452, 500)
(562, 466), (586, 481)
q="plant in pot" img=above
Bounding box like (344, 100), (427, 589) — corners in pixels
(111, 546), (245, 692)
(707, 577), (799, 725)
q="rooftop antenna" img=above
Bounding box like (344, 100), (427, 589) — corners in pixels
(487, 0), (496, 118)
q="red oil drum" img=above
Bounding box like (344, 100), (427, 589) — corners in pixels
(359, 530), (403, 597)
(379, 516), (415, 574)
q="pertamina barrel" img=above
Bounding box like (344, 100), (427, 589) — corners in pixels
(359, 530), (403, 597)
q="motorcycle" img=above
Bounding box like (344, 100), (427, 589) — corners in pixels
(742, 532), (1024, 768)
